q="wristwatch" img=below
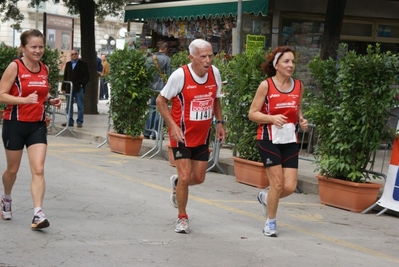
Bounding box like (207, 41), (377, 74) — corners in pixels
(216, 120), (225, 125)
(46, 96), (55, 104)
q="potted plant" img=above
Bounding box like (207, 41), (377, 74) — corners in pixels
(307, 43), (399, 212)
(222, 49), (269, 188)
(107, 47), (155, 156)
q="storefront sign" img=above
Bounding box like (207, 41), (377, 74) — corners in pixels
(246, 35), (265, 53)
(43, 13), (74, 72)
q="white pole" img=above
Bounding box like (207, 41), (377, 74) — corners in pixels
(237, 0), (242, 54)
(35, 4), (39, 29)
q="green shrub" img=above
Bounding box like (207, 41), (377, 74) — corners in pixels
(171, 50), (190, 70)
(42, 47), (63, 95)
(308, 43), (399, 182)
(107, 48), (155, 137)
(222, 49), (267, 162)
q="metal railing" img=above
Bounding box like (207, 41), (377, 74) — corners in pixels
(47, 81), (77, 138)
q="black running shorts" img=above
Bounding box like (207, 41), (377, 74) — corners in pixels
(257, 140), (299, 168)
(172, 143), (210, 162)
(2, 120), (47, 150)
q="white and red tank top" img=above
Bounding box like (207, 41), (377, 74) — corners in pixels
(257, 77), (301, 144)
(169, 65), (218, 147)
(3, 59), (49, 122)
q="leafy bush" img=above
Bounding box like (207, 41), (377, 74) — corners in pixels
(308, 44), (399, 182)
(42, 47), (63, 95)
(0, 44), (18, 78)
(222, 49), (267, 162)
(171, 50), (190, 70)
(107, 48), (155, 137)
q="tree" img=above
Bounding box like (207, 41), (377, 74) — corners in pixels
(320, 0), (347, 60)
(0, 0), (127, 114)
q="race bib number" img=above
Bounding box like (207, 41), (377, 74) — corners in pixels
(190, 99), (214, 121)
(271, 123), (297, 144)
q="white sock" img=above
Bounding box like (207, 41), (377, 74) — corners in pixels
(34, 207), (42, 215)
(267, 218), (276, 223)
(3, 194), (11, 200)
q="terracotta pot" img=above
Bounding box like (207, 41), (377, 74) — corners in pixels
(45, 117), (51, 128)
(108, 132), (143, 156)
(232, 156), (269, 189)
(316, 174), (382, 213)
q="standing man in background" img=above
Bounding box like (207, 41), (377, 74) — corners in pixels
(61, 50), (89, 128)
(144, 41), (172, 139)
(96, 53), (103, 75)
(99, 54), (110, 100)
(96, 53), (103, 100)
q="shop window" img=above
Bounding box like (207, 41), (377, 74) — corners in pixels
(280, 18), (324, 48)
(341, 22), (373, 37)
(280, 17), (325, 86)
(377, 24), (399, 41)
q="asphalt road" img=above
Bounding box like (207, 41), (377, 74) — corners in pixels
(0, 134), (398, 267)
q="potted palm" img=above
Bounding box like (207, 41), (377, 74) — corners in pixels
(222, 49), (269, 188)
(107, 47), (155, 156)
(307, 43), (399, 212)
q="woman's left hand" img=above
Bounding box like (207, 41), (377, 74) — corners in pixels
(50, 97), (62, 109)
(299, 118), (308, 132)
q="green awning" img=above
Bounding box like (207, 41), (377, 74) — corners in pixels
(124, 0), (268, 22)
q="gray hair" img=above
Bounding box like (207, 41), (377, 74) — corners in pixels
(189, 39), (211, 56)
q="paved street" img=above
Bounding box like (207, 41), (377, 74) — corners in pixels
(0, 129), (398, 266)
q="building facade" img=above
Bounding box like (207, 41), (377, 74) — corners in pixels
(0, 1), (127, 56)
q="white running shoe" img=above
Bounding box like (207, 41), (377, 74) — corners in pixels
(31, 210), (50, 229)
(169, 175), (178, 208)
(175, 217), (189, 234)
(1, 196), (12, 220)
(263, 220), (278, 237)
(256, 191), (268, 218)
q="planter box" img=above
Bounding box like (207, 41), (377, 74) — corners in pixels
(45, 116), (51, 128)
(108, 132), (143, 156)
(316, 174), (382, 213)
(232, 156), (269, 189)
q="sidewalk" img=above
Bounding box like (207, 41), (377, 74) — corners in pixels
(47, 100), (391, 195)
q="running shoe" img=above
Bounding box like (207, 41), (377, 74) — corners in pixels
(256, 191), (268, 218)
(1, 196), (12, 220)
(263, 220), (278, 237)
(175, 217), (189, 234)
(170, 175), (178, 208)
(31, 210), (50, 229)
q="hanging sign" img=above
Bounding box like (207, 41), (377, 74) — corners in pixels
(246, 35), (265, 54)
